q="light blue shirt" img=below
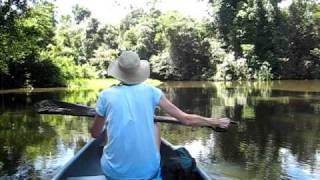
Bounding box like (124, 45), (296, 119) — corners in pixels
(95, 83), (163, 180)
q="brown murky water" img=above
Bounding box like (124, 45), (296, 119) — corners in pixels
(0, 80), (319, 179)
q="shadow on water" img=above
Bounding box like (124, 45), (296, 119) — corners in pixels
(0, 80), (319, 179)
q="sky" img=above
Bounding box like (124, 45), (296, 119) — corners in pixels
(278, 0), (292, 9)
(54, 0), (210, 24)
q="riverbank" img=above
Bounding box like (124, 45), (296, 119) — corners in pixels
(67, 78), (162, 90)
(0, 78), (163, 94)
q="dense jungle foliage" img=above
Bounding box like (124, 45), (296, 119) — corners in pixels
(1, 0), (320, 89)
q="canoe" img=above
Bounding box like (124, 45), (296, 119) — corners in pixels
(53, 135), (211, 180)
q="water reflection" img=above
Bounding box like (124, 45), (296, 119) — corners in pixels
(160, 81), (320, 180)
(0, 90), (96, 179)
(0, 81), (319, 179)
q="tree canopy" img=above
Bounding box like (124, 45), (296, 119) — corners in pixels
(1, 0), (320, 89)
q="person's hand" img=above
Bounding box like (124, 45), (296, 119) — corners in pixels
(218, 117), (231, 128)
(209, 117), (231, 129)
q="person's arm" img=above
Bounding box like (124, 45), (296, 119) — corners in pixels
(159, 95), (230, 128)
(90, 114), (106, 138)
(92, 92), (107, 138)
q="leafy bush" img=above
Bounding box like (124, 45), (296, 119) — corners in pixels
(309, 48), (320, 78)
(90, 46), (119, 77)
(27, 59), (65, 87)
(51, 56), (96, 80)
(211, 40), (273, 81)
(150, 50), (178, 80)
(3, 57), (65, 88)
(165, 20), (213, 80)
(253, 61), (273, 81)
(213, 55), (251, 81)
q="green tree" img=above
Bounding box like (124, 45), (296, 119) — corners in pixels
(166, 20), (212, 80)
(120, 8), (165, 60)
(120, 8), (146, 34)
(98, 24), (119, 49)
(72, 4), (91, 24)
(0, 0), (29, 75)
(285, 0), (320, 79)
(135, 9), (164, 60)
(0, 1), (62, 88)
(210, 0), (242, 56)
(83, 18), (100, 62)
(254, 0), (287, 76)
(211, 0), (289, 78)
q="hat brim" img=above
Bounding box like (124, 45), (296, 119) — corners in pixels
(107, 60), (150, 84)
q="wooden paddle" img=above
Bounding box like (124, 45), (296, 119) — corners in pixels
(34, 100), (237, 132)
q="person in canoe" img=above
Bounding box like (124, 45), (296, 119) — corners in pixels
(90, 51), (231, 180)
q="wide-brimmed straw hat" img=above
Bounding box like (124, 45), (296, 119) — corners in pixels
(107, 51), (150, 84)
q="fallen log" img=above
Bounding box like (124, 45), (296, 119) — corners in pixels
(34, 100), (237, 132)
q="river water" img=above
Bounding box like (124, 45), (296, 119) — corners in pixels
(0, 80), (319, 179)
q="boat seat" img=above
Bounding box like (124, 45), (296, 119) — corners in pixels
(66, 175), (106, 180)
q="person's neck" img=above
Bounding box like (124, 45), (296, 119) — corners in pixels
(120, 82), (140, 86)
